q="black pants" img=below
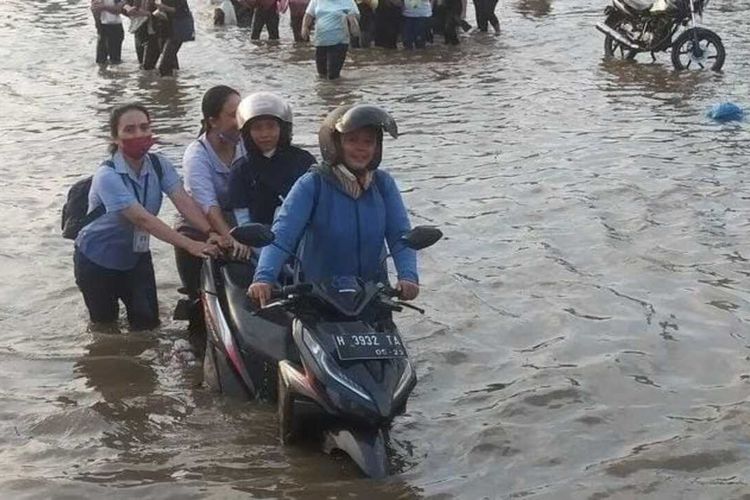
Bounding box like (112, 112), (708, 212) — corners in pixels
(473, 0), (499, 32)
(374, 5), (401, 49)
(433, 0), (462, 44)
(174, 227), (207, 300)
(134, 23), (163, 69)
(351, 5), (375, 48)
(251, 7), (280, 40)
(232, 0), (255, 27)
(158, 38), (182, 76)
(402, 16), (428, 49)
(315, 44), (348, 80)
(96, 22), (124, 64)
(290, 13), (304, 42)
(74, 249), (159, 330)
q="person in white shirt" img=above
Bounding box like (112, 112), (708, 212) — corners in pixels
(91, 0), (126, 64)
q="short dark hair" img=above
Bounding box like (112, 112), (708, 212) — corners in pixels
(108, 103), (151, 154)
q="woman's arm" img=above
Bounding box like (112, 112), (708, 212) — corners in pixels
(181, 146), (250, 257)
(169, 186), (215, 235)
(346, 13), (360, 38)
(301, 13), (314, 40)
(253, 173), (318, 284)
(207, 206), (233, 236)
(380, 173), (419, 293)
(121, 203), (215, 257)
(248, 174), (317, 306)
(183, 143), (229, 235)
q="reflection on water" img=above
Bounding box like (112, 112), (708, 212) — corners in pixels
(516, 0), (552, 18)
(75, 334), (159, 451)
(2, 0), (750, 497)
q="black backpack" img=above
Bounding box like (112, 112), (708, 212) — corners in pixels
(61, 154), (163, 240)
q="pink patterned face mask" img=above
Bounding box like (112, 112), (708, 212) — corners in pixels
(120, 136), (155, 159)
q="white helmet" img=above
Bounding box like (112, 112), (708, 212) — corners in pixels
(236, 92), (293, 130)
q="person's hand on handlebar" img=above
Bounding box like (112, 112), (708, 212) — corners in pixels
(248, 281), (273, 307)
(396, 280), (419, 301)
(187, 240), (219, 258)
(220, 234), (251, 261)
(209, 233), (251, 261)
(229, 238), (251, 261)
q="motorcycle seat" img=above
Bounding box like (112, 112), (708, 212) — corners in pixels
(222, 261), (255, 291)
(220, 262), (294, 362)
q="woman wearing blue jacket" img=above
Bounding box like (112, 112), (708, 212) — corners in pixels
(248, 104), (419, 306)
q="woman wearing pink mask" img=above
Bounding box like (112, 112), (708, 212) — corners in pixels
(74, 104), (218, 331)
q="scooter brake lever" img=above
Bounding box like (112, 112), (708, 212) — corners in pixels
(395, 301), (425, 314)
(251, 299), (288, 315)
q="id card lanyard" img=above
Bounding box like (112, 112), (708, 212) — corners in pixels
(128, 173), (151, 253)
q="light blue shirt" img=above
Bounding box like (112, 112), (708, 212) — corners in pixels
(306, 0), (358, 47)
(403, 0), (431, 17)
(75, 151), (181, 271)
(183, 135), (244, 214)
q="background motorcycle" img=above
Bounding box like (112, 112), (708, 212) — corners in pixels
(200, 223), (442, 477)
(595, 0), (725, 71)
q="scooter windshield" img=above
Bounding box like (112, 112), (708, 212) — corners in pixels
(319, 276), (369, 316)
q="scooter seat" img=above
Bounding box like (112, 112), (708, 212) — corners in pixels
(222, 261), (255, 291)
(220, 262), (294, 362)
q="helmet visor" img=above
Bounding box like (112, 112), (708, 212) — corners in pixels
(334, 105), (398, 139)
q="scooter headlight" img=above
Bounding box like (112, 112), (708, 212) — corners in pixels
(302, 330), (374, 404)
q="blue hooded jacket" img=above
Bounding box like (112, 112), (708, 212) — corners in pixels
(253, 164), (418, 285)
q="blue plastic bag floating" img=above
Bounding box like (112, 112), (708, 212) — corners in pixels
(707, 102), (744, 122)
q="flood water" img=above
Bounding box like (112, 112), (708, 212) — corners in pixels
(2, 0), (750, 498)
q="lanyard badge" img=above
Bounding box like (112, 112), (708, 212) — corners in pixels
(130, 173), (151, 253)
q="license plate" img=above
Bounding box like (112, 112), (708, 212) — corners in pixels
(333, 332), (407, 360)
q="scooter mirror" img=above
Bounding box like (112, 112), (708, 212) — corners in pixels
(400, 226), (443, 251)
(230, 224), (275, 248)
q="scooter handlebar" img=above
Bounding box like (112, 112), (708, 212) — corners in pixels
(381, 284), (400, 298)
(269, 283), (313, 301)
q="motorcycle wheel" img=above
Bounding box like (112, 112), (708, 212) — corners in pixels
(603, 14), (638, 61)
(671, 28), (725, 71)
(604, 34), (638, 61)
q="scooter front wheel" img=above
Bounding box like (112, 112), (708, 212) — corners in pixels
(671, 28), (725, 71)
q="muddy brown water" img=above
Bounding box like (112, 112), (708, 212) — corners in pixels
(2, 0), (750, 498)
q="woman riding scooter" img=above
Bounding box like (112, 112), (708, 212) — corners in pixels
(248, 104), (419, 306)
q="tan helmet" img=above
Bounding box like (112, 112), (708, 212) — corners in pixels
(318, 104), (398, 170)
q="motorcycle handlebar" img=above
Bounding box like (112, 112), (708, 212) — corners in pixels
(267, 282), (400, 302)
(381, 284), (400, 298)
(269, 283), (313, 301)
